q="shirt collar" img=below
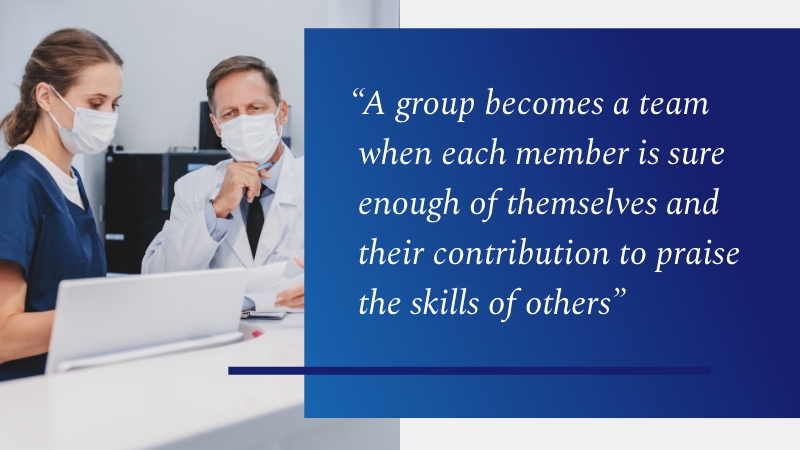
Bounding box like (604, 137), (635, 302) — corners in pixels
(14, 143), (77, 184)
(261, 148), (284, 194)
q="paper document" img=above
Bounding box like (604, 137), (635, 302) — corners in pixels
(243, 252), (304, 313)
(244, 273), (304, 313)
(245, 261), (287, 294)
(284, 249), (304, 279)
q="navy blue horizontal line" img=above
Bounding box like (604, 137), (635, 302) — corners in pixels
(228, 366), (711, 376)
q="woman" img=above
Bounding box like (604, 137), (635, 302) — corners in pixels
(0, 29), (123, 381)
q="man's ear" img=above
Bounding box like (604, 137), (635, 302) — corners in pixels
(210, 113), (221, 137)
(35, 82), (53, 112)
(278, 99), (288, 126)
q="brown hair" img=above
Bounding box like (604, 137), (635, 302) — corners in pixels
(1, 28), (123, 148)
(206, 56), (280, 113)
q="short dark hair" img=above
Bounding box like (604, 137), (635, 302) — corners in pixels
(206, 56), (280, 113)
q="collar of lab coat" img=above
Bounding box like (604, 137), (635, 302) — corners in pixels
(207, 144), (301, 267)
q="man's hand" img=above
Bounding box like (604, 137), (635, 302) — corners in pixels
(212, 162), (271, 218)
(275, 256), (304, 309)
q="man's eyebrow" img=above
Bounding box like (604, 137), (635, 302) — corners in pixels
(248, 100), (271, 108)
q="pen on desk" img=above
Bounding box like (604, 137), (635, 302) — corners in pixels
(215, 161), (275, 188)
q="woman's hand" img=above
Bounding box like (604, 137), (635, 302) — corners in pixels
(275, 256), (304, 309)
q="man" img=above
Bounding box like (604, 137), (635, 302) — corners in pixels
(142, 56), (304, 309)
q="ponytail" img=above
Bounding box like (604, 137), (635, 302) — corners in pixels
(0, 89), (39, 147)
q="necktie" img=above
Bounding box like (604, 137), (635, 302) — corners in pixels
(246, 183), (268, 258)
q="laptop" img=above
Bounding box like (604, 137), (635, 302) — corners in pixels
(45, 268), (247, 374)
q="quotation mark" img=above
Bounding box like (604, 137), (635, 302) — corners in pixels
(614, 288), (627, 297)
(352, 88), (365, 97)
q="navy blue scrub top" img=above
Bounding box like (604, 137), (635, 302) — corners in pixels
(0, 150), (106, 381)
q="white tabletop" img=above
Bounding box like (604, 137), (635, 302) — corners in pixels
(0, 314), (315, 449)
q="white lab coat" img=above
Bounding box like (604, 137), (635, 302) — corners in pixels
(142, 147), (303, 273)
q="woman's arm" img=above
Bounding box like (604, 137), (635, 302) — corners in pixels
(0, 260), (54, 364)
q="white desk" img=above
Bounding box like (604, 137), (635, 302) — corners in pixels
(0, 314), (399, 449)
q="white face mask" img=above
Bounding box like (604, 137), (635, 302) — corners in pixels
(218, 109), (282, 165)
(48, 85), (118, 155)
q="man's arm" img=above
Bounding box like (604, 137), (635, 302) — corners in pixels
(142, 179), (227, 274)
(142, 161), (267, 274)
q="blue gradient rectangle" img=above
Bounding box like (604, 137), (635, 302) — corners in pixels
(304, 29), (800, 417)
